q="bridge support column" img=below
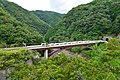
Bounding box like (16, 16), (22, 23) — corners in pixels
(44, 50), (48, 59)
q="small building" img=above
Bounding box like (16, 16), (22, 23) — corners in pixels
(99, 36), (112, 41)
(117, 34), (120, 39)
(103, 36), (112, 41)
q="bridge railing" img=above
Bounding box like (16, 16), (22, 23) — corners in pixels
(47, 40), (104, 47)
(27, 40), (106, 48)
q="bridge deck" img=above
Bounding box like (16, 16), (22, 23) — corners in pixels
(0, 40), (107, 50)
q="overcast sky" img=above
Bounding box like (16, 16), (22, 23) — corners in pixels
(7, 0), (93, 13)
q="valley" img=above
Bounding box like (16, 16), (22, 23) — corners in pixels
(0, 0), (120, 80)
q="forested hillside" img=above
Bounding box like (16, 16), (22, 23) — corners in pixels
(45, 0), (120, 42)
(0, 0), (50, 35)
(0, 7), (43, 47)
(0, 0), (120, 79)
(32, 10), (64, 26)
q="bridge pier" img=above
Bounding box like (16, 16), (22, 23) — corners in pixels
(44, 50), (48, 59)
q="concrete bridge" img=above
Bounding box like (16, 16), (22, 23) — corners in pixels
(1, 40), (107, 58)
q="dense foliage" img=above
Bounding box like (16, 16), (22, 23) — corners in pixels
(0, 39), (119, 80)
(0, 0), (50, 35)
(0, 49), (35, 70)
(0, 7), (43, 47)
(32, 10), (64, 27)
(45, 0), (120, 42)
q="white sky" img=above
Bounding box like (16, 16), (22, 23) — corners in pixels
(7, 0), (93, 13)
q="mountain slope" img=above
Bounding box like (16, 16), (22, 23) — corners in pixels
(45, 0), (120, 42)
(0, 7), (43, 47)
(32, 10), (64, 26)
(0, 0), (50, 35)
